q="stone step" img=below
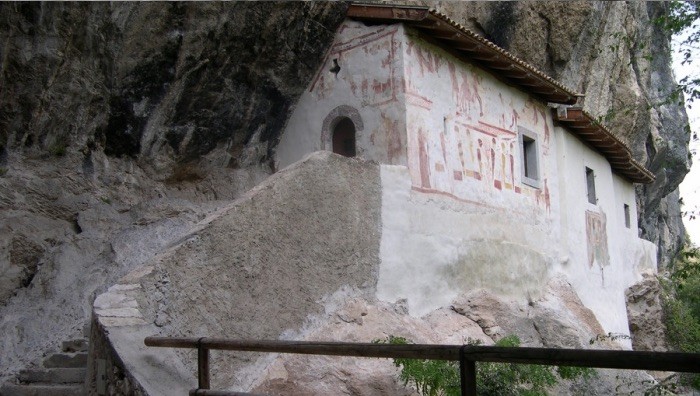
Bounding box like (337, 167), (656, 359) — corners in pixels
(0, 382), (85, 396)
(61, 339), (88, 353)
(42, 352), (88, 369)
(19, 368), (86, 384)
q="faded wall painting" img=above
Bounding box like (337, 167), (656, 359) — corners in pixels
(311, 24), (400, 106)
(404, 36), (552, 211)
(308, 22), (407, 165)
(586, 210), (610, 268)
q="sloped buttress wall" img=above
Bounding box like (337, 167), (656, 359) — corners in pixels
(89, 152), (381, 393)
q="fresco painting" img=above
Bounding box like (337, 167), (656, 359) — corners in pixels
(379, 114), (404, 164)
(306, 25), (553, 210)
(586, 210), (610, 269)
(311, 25), (399, 106)
(405, 38), (551, 210)
(409, 118), (525, 203)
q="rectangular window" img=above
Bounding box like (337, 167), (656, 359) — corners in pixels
(624, 204), (631, 228)
(519, 127), (540, 188)
(586, 167), (597, 204)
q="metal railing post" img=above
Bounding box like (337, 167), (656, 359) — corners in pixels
(459, 345), (476, 396)
(197, 337), (210, 390)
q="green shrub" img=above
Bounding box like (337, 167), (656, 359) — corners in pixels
(382, 335), (593, 396)
(664, 242), (700, 389)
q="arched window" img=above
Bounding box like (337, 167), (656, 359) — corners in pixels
(332, 117), (356, 157)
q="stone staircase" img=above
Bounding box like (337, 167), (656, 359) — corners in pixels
(1, 339), (88, 396)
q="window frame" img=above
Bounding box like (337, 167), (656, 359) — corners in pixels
(585, 166), (597, 205)
(518, 127), (540, 189)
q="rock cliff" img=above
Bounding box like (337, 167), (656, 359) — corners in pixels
(0, 0), (690, 388)
(0, 1), (347, 382)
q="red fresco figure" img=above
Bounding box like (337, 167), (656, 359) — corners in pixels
(586, 211), (610, 268)
(385, 118), (402, 163)
(458, 74), (472, 114)
(509, 141), (515, 189)
(448, 62), (458, 97)
(418, 129), (431, 189)
(473, 77), (484, 116)
(440, 131), (448, 167)
(414, 46), (435, 77)
(457, 72), (485, 117)
(373, 79), (383, 94)
(433, 52), (442, 74)
(457, 126), (466, 173)
(490, 138), (496, 181)
(540, 108), (551, 147)
(477, 139), (484, 181)
(500, 142), (507, 189)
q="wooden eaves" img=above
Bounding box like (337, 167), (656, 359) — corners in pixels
(554, 108), (655, 184)
(347, 3), (655, 184)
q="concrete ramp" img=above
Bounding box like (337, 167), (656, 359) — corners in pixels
(88, 152), (381, 394)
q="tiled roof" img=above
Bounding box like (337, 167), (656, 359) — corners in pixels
(347, 3), (654, 184)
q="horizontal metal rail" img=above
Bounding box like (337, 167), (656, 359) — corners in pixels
(145, 336), (700, 396)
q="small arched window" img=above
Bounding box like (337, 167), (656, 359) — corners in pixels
(332, 117), (356, 157)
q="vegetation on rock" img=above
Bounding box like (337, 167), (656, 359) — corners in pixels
(381, 335), (593, 396)
(664, 241), (700, 389)
(657, 1), (700, 105)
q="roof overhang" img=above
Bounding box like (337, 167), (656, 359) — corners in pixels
(347, 3), (655, 184)
(553, 107), (655, 184)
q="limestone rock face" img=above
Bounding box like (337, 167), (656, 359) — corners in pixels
(451, 277), (608, 350)
(0, 1), (347, 382)
(252, 298), (489, 396)
(251, 281), (651, 395)
(1, 2), (347, 175)
(625, 274), (668, 351)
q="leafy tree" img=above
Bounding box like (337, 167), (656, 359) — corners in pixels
(657, 1), (700, 105)
(664, 242), (700, 389)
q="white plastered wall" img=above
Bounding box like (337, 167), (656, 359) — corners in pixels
(376, 26), (657, 344)
(554, 127), (656, 339)
(377, 28), (564, 316)
(276, 21), (409, 169)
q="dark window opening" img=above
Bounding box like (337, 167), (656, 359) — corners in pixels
(332, 117), (356, 157)
(586, 167), (597, 204)
(519, 128), (539, 188)
(522, 135), (538, 180)
(624, 204), (631, 228)
(330, 59), (341, 76)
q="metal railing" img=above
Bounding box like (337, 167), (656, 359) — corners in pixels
(144, 337), (700, 396)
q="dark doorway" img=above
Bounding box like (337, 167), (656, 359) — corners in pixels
(332, 117), (356, 157)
